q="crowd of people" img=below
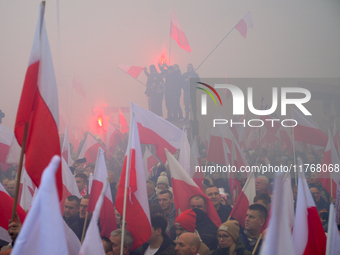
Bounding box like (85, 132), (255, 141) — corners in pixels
(0, 125), (337, 255)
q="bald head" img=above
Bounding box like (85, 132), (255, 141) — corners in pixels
(175, 233), (200, 255)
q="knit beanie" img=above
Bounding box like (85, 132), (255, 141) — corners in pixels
(157, 172), (169, 186)
(174, 209), (196, 233)
(218, 220), (240, 242)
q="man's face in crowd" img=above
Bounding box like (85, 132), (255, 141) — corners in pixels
(110, 235), (121, 255)
(175, 225), (189, 237)
(255, 178), (267, 193)
(205, 187), (220, 207)
(64, 199), (79, 219)
(189, 197), (207, 213)
(245, 209), (264, 232)
(158, 193), (173, 211)
(310, 188), (321, 202)
(6, 180), (16, 197)
(309, 172), (319, 184)
(75, 177), (87, 192)
(79, 198), (89, 218)
(175, 234), (196, 255)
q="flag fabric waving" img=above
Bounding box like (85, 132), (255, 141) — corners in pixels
(143, 147), (159, 178)
(107, 121), (123, 155)
(61, 125), (74, 167)
(170, 9), (191, 53)
(0, 124), (14, 172)
(11, 156), (68, 255)
(326, 203), (340, 255)
(166, 148), (222, 228)
(14, 2), (62, 198)
(131, 102), (182, 163)
(78, 133), (107, 164)
(118, 65), (145, 79)
(116, 112), (151, 250)
(119, 108), (129, 134)
(87, 148), (117, 238)
(79, 179), (108, 255)
(234, 11), (253, 39)
(293, 159), (327, 255)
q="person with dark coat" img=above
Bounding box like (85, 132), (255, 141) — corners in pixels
(205, 185), (232, 223)
(144, 65), (164, 117)
(135, 215), (176, 255)
(63, 195), (82, 240)
(208, 220), (251, 255)
(181, 63), (199, 121)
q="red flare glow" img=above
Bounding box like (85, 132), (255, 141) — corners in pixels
(98, 116), (103, 127)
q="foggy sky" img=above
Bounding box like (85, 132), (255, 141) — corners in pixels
(0, 0), (339, 135)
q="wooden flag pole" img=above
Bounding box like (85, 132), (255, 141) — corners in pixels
(11, 122), (29, 221)
(252, 233), (263, 255)
(81, 211), (89, 244)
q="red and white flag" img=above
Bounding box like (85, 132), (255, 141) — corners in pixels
(179, 128), (190, 176)
(79, 179), (108, 255)
(59, 157), (81, 213)
(73, 78), (86, 98)
(87, 148), (117, 238)
(11, 156), (68, 255)
(119, 108), (129, 134)
(78, 133), (107, 164)
(116, 113), (151, 250)
(143, 147), (159, 178)
(59, 106), (68, 136)
(170, 9), (191, 53)
(234, 11), (253, 39)
(166, 149), (222, 228)
(326, 203), (340, 255)
(131, 102), (182, 163)
(319, 130), (340, 198)
(0, 124), (14, 172)
(293, 159), (327, 255)
(107, 121), (123, 155)
(118, 65), (144, 79)
(259, 172), (294, 255)
(229, 172), (256, 228)
(61, 125), (74, 167)
(19, 167), (36, 211)
(14, 2), (62, 198)
(292, 108), (328, 147)
(191, 137), (205, 191)
(0, 182), (26, 243)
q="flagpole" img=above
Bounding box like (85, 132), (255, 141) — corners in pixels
(11, 123), (29, 221)
(117, 67), (146, 86)
(81, 212), (89, 243)
(195, 27), (235, 72)
(120, 110), (134, 255)
(252, 233), (262, 255)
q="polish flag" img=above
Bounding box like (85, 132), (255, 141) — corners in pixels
(260, 129), (279, 149)
(143, 147), (159, 178)
(292, 108), (328, 147)
(234, 11), (253, 39)
(131, 102), (182, 163)
(319, 130), (340, 198)
(280, 126), (293, 154)
(166, 149), (222, 228)
(179, 128), (190, 176)
(170, 9), (191, 53)
(207, 114), (248, 169)
(107, 121), (123, 156)
(0, 182), (26, 243)
(119, 108), (129, 134)
(19, 167), (36, 211)
(14, 3), (62, 198)
(59, 157), (81, 213)
(72, 78), (86, 98)
(0, 124), (14, 172)
(58, 106), (68, 136)
(79, 179), (108, 255)
(87, 148), (117, 238)
(61, 125), (74, 167)
(78, 133), (107, 164)
(191, 137), (204, 191)
(229, 172), (256, 228)
(245, 127), (260, 150)
(293, 159), (327, 255)
(11, 156), (69, 255)
(259, 172), (294, 255)
(326, 203), (340, 254)
(6, 135), (21, 165)
(116, 113), (151, 250)
(118, 65), (144, 79)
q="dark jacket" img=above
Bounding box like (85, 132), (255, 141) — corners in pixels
(148, 190), (159, 205)
(217, 203), (232, 223)
(63, 214), (82, 240)
(192, 208), (218, 251)
(135, 234), (176, 255)
(208, 238), (251, 255)
(239, 230), (262, 255)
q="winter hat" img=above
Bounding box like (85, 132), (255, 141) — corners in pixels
(175, 209), (196, 233)
(157, 172), (169, 186)
(218, 220), (240, 242)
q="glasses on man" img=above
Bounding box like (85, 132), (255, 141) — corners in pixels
(217, 234), (230, 240)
